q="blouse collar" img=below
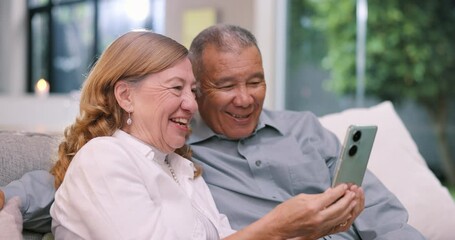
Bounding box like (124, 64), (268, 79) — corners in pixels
(113, 129), (195, 179)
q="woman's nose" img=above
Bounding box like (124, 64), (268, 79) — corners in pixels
(181, 91), (198, 113)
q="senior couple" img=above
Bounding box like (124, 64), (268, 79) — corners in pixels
(0, 24), (424, 239)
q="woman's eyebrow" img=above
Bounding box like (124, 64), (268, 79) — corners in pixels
(164, 77), (184, 84)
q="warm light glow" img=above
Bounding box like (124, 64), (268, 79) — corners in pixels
(35, 78), (50, 98)
(36, 79), (49, 91)
(125, 0), (150, 22)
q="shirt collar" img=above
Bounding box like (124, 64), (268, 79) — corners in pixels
(114, 129), (196, 179)
(113, 129), (167, 163)
(187, 109), (283, 144)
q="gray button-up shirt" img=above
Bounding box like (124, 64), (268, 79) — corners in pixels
(188, 109), (426, 240)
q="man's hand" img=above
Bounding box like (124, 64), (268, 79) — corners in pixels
(261, 184), (365, 240)
(341, 185), (364, 231)
(0, 189), (5, 210)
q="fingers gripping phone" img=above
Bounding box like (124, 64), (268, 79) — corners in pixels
(332, 125), (378, 187)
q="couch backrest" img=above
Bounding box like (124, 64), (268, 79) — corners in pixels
(0, 131), (61, 186)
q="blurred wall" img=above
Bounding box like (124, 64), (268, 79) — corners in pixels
(0, 0), (282, 132)
(164, 0), (254, 41)
(0, 0), (27, 95)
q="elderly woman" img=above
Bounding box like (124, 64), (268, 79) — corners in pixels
(48, 30), (358, 240)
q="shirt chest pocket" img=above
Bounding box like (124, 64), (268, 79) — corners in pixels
(287, 155), (332, 194)
(248, 136), (332, 195)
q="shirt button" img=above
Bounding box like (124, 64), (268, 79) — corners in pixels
(255, 160), (262, 167)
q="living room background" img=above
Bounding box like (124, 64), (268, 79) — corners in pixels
(0, 0), (454, 189)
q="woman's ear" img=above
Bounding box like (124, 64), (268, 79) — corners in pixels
(114, 81), (133, 112)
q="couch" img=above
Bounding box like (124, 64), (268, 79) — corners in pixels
(1, 101), (455, 239)
(0, 131), (60, 240)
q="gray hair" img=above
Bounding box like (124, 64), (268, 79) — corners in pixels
(189, 24), (261, 85)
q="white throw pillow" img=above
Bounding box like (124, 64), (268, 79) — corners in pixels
(319, 101), (455, 240)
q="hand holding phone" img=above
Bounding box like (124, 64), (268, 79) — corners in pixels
(332, 125), (378, 187)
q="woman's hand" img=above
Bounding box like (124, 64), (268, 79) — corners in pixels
(0, 189), (5, 210)
(264, 184), (365, 240)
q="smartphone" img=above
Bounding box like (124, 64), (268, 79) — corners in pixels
(332, 125), (378, 187)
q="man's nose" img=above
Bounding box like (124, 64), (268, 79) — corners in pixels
(233, 87), (254, 107)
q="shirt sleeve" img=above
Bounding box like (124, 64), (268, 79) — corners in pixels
(194, 176), (236, 238)
(0, 170), (54, 233)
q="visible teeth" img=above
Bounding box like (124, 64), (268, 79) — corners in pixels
(231, 113), (248, 118)
(172, 118), (188, 125)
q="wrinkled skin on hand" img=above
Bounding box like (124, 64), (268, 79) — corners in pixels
(268, 184), (365, 240)
(0, 189), (4, 210)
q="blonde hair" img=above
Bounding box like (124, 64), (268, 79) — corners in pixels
(51, 30), (200, 189)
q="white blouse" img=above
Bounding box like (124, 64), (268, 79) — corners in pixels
(50, 130), (235, 240)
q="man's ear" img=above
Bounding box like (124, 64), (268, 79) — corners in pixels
(114, 81), (133, 112)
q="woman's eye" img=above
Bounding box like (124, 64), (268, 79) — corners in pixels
(172, 86), (183, 91)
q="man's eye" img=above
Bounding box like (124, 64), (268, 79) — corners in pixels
(172, 86), (183, 91)
(248, 81), (263, 86)
(218, 84), (235, 89)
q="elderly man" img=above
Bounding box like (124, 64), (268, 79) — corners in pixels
(186, 24), (425, 239)
(1, 24), (425, 239)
